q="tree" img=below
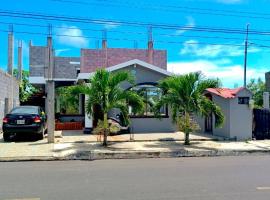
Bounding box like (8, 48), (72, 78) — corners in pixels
(56, 86), (79, 114)
(73, 69), (144, 146)
(247, 78), (265, 108)
(155, 72), (224, 145)
(13, 69), (38, 103)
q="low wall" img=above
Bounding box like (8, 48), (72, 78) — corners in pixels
(0, 70), (19, 130)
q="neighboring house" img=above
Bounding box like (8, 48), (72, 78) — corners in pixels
(0, 69), (20, 130)
(196, 87), (253, 140)
(29, 38), (176, 133)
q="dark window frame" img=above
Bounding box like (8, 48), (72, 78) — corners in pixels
(128, 82), (169, 118)
(238, 97), (250, 105)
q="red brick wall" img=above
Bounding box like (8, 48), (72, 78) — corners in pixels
(81, 48), (167, 73)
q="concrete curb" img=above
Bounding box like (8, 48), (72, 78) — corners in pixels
(0, 149), (269, 162)
(52, 149), (270, 161)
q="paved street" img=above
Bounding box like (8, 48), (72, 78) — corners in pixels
(0, 156), (270, 200)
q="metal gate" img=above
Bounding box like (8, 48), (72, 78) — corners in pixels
(253, 109), (270, 139)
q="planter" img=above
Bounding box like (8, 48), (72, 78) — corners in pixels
(55, 122), (83, 130)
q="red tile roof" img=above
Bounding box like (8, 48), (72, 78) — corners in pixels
(205, 87), (245, 99)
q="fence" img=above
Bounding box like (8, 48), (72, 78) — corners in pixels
(253, 108), (270, 140)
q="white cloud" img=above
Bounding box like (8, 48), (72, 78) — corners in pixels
(175, 16), (195, 35)
(104, 22), (121, 30)
(168, 59), (266, 87)
(180, 40), (261, 58)
(55, 48), (71, 56)
(56, 25), (89, 48)
(216, 0), (243, 4)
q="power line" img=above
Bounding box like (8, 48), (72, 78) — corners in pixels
(3, 20), (270, 43)
(49, 0), (270, 20)
(0, 28), (248, 47)
(0, 9), (260, 35)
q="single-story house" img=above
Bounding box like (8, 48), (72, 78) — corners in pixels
(29, 38), (177, 133)
(196, 87), (253, 140)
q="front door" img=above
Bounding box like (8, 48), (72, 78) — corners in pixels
(205, 114), (213, 133)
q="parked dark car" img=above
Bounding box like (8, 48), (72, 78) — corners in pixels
(2, 106), (47, 141)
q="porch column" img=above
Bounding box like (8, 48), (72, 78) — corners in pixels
(84, 95), (93, 134)
(56, 94), (61, 113)
(78, 94), (84, 115)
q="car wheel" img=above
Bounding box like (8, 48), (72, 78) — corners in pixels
(3, 133), (11, 142)
(37, 128), (45, 140)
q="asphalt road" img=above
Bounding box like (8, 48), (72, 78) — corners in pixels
(0, 156), (270, 200)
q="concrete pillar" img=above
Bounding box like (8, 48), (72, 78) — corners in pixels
(7, 25), (14, 76)
(47, 80), (55, 143)
(79, 94), (83, 115)
(84, 95), (93, 134)
(56, 94), (61, 113)
(263, 92), (269, 109)
(147, 41), (154, 64)
(7, 25), (14, 111)
(17, 40), (23, 81)
(46, 35), (55, 143)
(4, 98), (9, 116)
(147, 26), (154, 64)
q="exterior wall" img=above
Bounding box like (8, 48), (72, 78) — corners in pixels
(54, 57), (80, 79)
(114, 64), (176, 133)
(212, 95), (231, 138)
(30, 46), (79, 79)
(130, 117), (175, 133)
(229, 90), (253, 140)
(0, 70), (20, 129)
(81, 48), (167, 73)
(29, 46), (47, 77)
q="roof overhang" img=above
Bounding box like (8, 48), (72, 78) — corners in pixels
(29, 76), (77, 85)
(77, 59), (173, 80)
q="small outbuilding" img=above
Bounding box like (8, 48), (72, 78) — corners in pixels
(197, 87), (253, 140)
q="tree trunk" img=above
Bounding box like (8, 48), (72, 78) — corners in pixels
(184, 132), (190, 145)
(184, 111), (190, 145)
(103, 112), (108, 146)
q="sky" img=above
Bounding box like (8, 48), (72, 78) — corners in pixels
(0, 0), (270, 88)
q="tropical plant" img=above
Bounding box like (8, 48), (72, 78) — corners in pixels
(13, 69), (38, 103)
(155, 72), (224, 145)
(56, 86), (79, 114)
(247, 78), (265, 108)
(72, 69), (144, 146)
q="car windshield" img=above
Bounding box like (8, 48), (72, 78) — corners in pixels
(10, 107), (39, 115)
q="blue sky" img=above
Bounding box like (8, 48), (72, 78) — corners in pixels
(0, 0), (270, 87)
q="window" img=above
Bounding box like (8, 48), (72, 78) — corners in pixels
(238, 97), (250, 105)
(129, 84), (168, 118)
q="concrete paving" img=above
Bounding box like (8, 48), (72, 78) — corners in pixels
(60, 130), (224, 143)
(0, 131), (270, 161)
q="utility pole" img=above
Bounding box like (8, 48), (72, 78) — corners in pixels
(46, 24), (55, 143)
(244, 24), (250, 88)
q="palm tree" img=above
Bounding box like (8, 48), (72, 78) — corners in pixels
(155, 72), (224, 145)
(73, 69), (144, 146)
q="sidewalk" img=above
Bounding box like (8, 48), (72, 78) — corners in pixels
(59, 130), (224, 143)
(0, 132), (270, 161)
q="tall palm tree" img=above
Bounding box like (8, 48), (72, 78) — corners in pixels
(155, 72), (224, 145)
(74, 69), (144, 146)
